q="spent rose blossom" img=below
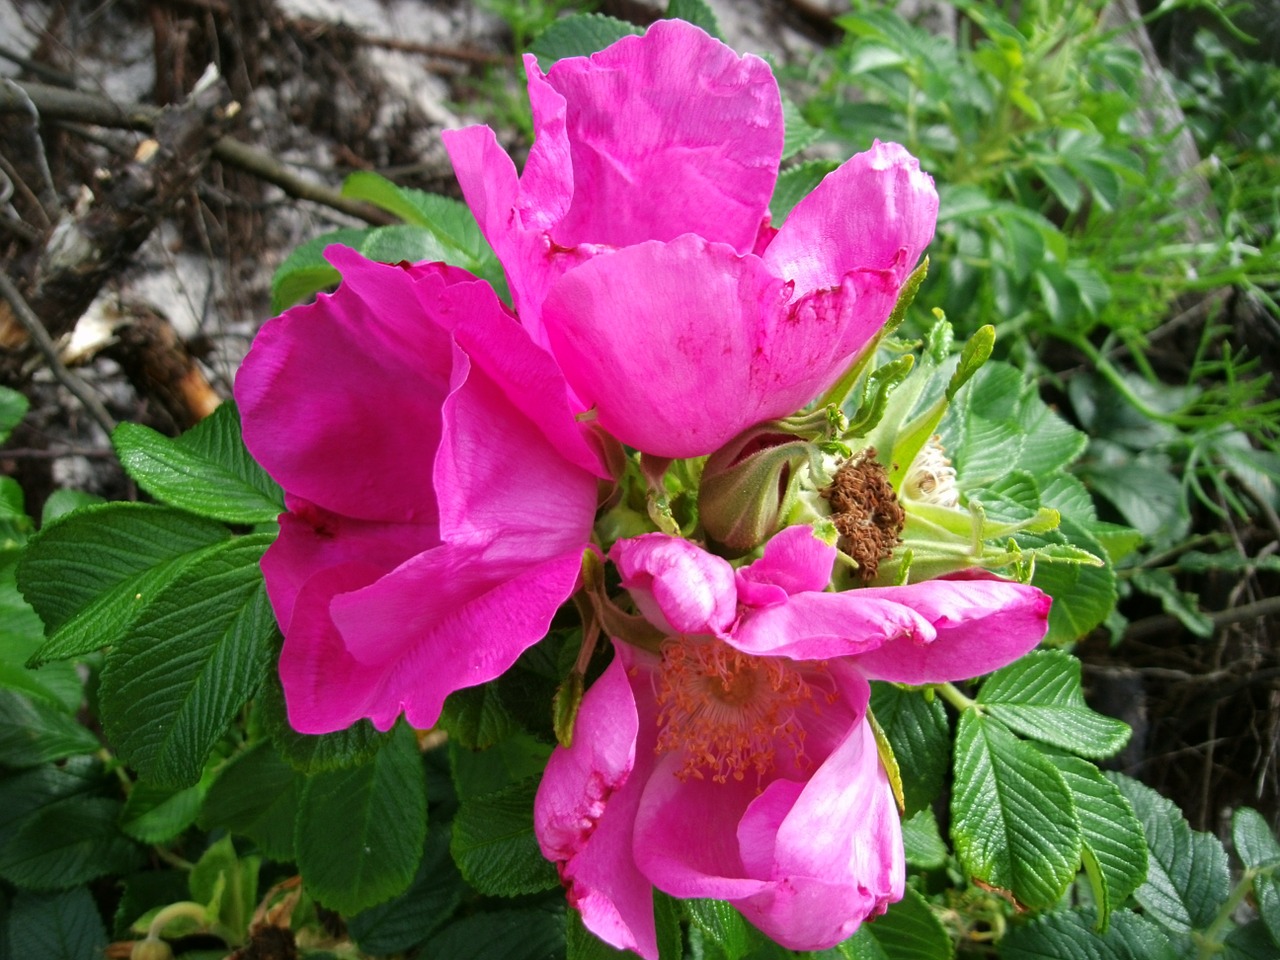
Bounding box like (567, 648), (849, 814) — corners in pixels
(443, 20), (939, 458)
(535, 526), (1050, 957)
(235, 246), (610, 733)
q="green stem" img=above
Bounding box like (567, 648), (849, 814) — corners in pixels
(146, 901), (208, 941)
(935, 681), (979, 714)
(1194, 865), (1265, 960)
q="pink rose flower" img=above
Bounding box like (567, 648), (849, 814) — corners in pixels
(443, 20), (940, 458)
(535, 526), (1050, 957)
(235, 246), (610, 733)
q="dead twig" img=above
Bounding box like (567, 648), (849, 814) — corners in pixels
(0, 269), (116, 436)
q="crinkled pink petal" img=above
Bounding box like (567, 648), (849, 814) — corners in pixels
(327, 544), (586, 730)
(851, 570), (1051, 683)
(734, 525), (837, 607)
(276, 562), (403, 733)
(610, 534), (737, 637)
(536, 646), (659, 960)
(434, 341), (600, 549)
(535, 20), (781, 253)
(235, 251), (456, 523)
(728, 591), (933, 660)
(261, 496), (438, 633)
(542, 236), (897, 458)
(763, 140), (939, 298)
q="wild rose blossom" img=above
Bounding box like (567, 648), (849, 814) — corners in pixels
(235, 247), (610, 733)
(443, 20), (939, 458)
(535, 526), (1051, 957)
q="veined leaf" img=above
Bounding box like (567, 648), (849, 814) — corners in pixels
(200, 740), (305, 861)
(7, 887), (109, 960)
(529, 13), (642, 63)
(869, 683), (949, 817)
(951, 712), (1081, 909)
(1001, 908), (1177, 960)
(978, 650), (1131, 759)
(295, 722), (426, 915)
(99, 535), (276, 787)
(112, 402), (283, 525)
(450, 775), (558, 896)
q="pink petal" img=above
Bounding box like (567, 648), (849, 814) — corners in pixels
(542, 236), (891, 458)
(235, 251), (455, 523)
(610, 534), (737, 637)
(536, 647), (659, 960)
(763, 140), (938, 298)
(728, 590), (932, 661)
(735, 525), (837, 607)
(327, 545), (586, 729)
(261, 496), (438, 633)
(851, 571), (1051, 683)
(535, 20), (782, 253)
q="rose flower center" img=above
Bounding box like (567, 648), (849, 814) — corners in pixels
(654, 638), (818, 784)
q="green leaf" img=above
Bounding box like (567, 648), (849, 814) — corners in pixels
(449, 732), (552, 801)
(99, 534), (277, 787)
(846, 886), (951, 960)
(1129, 569), (1214, 638)
(0, 689), (98, 767)
(189, 835), (258, 944)
(40, 490), (103, 525)
(270, 227), (370, 312)
(568, 908), (635, 960)
(529, 13), (642, 63)
(869, 684), (949, 817)
(1110, 772), (1230, 936)
(348, 820), (464, 955)
(1000, 908), (1177, 960)
(120, 776), (208, 844)
(425, 909), (565, 960)
(112, 402), (283, 524)
(6, 888), (108, 960)
(666, 0), (721, 37)
(978, 651), (1130, 759)
(441, 682), (521, 750)
(1224, 921), (1280, 960)
(0, 387), (28, 444)
(902, 808), (947, 870)
(19, 503), (231, 664)
(1029, 519), (1117, 645)
(951, 712), (1081, 909)
(295, 722), (426, 915)
(685, 900), (757, 960)
(450, 776), (558, 896)
(1235, 808), (1280, 945)
(782, 95), (822, 159)
(200, 740), (304, 861)
(0, 795), (142, 890)
(260, 675), (392, 773)
(1045, 753), (1146, 930)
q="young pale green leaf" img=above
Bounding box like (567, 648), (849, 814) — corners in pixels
(951, 712), (1081, 909)
(426, 909), (566, 960)
(902, 808), (947, 869)
(259, 675), (392, 773)
(450, 775), (558, 896)
(19, 503), (231, 665)
(113, 402), (283, 524)
(869, 684), (949, 817)
(347, 820), (464, 956)
(189, 835), (259, 943)
(1109, 772), (1230, 936)
(1000, 908), (1177, 960)
(6, 887), (108, 960)
(0, 689), (99, 767)
(1045, 753), (1146, 930)
(978, 651), (1130, 759)
(0, 795), (143, 891)
(1029, 519), (1117, 646)
(529, 13), (642, 63)
(295, 722), (426, 915)
(844, 886), (952, 960)
(199, 740), (305, 862)
(270, 227), (370, 312)
(98, 534), (277, 788)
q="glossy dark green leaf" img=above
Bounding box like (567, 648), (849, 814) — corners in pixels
(869, 684), (949, 817)
(0, 689), (98, 767)
(450, 776), (558, 896)
(260, 675), (392, 773)
(200, 740), (304, 861)
(1000, 908), (1177, 960)
(0, 796), (142, 890)
(6, 888), (107, 960)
